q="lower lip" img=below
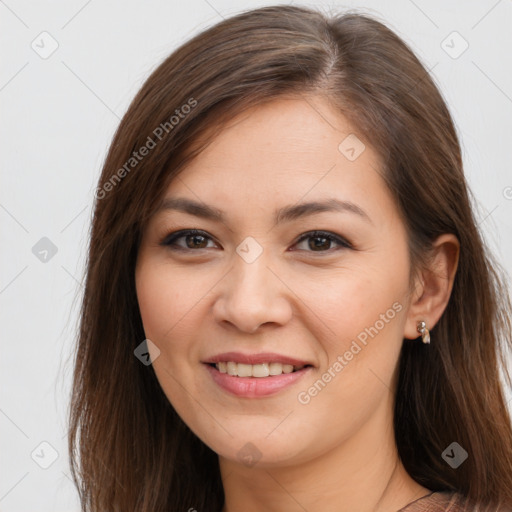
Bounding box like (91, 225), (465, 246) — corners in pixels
(204, 364), (312, 397)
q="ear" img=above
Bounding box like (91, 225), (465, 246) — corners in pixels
(403, 233), (460, 340)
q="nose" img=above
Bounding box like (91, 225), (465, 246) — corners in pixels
(212, 249), (293, 334)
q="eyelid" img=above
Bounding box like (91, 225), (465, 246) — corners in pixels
(160, 229), (218, 248)
(293, 230), (352, 251)
(160, 229), (353, 253)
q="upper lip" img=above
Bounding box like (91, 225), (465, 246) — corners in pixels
(203, 352), (314, 367)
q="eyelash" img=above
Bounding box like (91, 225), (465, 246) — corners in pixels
(160, 229), (352, 254)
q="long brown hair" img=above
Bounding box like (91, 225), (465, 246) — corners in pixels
(67, 5), (512, 510)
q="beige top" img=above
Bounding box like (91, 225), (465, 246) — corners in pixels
(398, 491), (512, 511)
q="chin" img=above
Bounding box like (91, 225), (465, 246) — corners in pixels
(196, 423), (309, 468)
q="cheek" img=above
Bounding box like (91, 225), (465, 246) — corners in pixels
(135, 259), (203, 411)
(304, 257), (408, 383)
(298, 284), (406, 439)
(136, 266), (170, 339)
(135, 260), (198, 350)
(305, 264), (402, 341)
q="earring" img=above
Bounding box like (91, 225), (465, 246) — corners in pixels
(416, 321), (430, 344)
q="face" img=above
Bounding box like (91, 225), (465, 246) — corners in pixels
(135, 96), (414, 468)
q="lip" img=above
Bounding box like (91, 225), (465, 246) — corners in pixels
(204, 363), (312, 397)
(202, 352), (313, 367)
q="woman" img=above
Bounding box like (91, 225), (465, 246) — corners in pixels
(68, 5), (512, 511)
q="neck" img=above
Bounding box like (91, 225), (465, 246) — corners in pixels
(218, 398), (430, 512)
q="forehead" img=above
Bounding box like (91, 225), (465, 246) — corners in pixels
(189, 96), (367, 171)
(161, 96), (393, 225)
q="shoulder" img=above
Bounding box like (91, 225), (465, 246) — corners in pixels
(399, 491), (512, 512)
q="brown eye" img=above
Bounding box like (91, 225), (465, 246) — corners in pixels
(293, 231), (351, 253)
(161, 229), (351, 254)
(161, 229), (216, 250)
(184, 233), (209, 249)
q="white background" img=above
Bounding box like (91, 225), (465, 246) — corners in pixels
(1, 0), (511, 510)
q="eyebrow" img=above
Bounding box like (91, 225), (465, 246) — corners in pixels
(156, 197), (372, 225)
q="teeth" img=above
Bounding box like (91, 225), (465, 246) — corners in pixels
(270, 362), (284, 375)
(215, 361), (305, 377)
(252, 363), (270, 377)
(227, 362), (237, 376)
(237, 363), (253, 377)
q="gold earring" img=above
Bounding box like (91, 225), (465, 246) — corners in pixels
(417, 321), (430, 344)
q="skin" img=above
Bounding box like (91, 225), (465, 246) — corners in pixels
(135, 95), (459, 512)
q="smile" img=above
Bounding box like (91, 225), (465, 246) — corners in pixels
(204, 363), (312, 397)
(213, 361), (307, 377)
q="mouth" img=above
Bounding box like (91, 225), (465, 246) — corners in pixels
(203, 362), (313, 397)
(207, 361), (312, 377)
